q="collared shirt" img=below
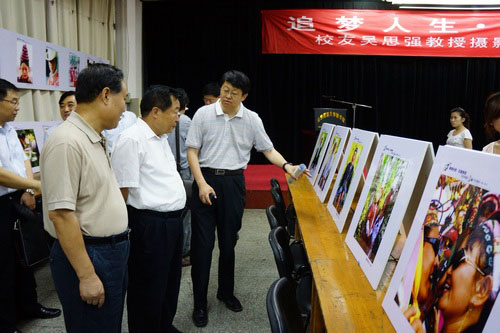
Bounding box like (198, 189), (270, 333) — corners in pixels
(0, 122), (28, 196)
(111, 118), (186, 212)
(186, 101), (273, 170)
(167, 114), (191, 170)
(102, 111), (137, 153)
(41, 112), (128, 238)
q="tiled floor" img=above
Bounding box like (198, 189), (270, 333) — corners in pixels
(18, 209), (277, 333)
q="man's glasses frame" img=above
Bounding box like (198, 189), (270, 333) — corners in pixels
(1, 99), (20, 106)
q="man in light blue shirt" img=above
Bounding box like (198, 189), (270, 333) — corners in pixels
(0, 78), (60, 333)
(167, 88), (192, 264)
(102, 110), (137, 153)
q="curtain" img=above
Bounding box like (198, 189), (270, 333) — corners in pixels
(0, 0), (116, 122)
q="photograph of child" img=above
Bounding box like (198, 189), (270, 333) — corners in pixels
(69, 53), (80, 87)
(354, 154), (408, 262)
(317, 136), (341, 190)
(332, 142), (363, 212)
(395, 175), (500, 333)
(17, 40), (33, 84)
(46, 47), (59, 86)
(16, 129), (40, 168)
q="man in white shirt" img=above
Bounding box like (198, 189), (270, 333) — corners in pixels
(111, 85), (186, 333)
(0, 78), (60, 333)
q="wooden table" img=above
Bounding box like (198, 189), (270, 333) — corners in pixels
(289, 176), (396, 332)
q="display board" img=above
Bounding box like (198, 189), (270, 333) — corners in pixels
(0, 28), (108, 91)
(313, 126), (351, 202)
(307, 123), (335, 184)
(345, 135), (434, 289)
(383, 146), (500, 333)
(327, 128), (378, 232)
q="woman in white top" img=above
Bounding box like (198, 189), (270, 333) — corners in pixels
(482, 92), (500, 155)
(446, 107), (473, 149)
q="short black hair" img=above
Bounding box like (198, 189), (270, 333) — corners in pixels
(202, 82), (220, 97)
(59, 91), (76, 105)
(75, 63), (124, 104)
(220, 70), (250, 95)
(140, 85), (177, 118)
(173, 88), (189, 111)
(0, 79), (19, 100)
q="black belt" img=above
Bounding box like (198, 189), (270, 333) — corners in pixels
(83, 229), (130, 245)
(128, 206), (183, 219)
(201, 168), (244, 176)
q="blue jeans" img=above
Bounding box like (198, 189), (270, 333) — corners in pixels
(50, 236), (130, 333)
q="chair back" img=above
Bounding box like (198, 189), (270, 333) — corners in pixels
(268, 226), (294, 279)
(266, 205), (280, 230)
(266, 277), (305, 333)
(270, 187), (288, 229)
(270, 178), (281, 191)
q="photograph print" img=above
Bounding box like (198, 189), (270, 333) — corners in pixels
(332, 141), (363, 213)
(317, 136), (340, 190)
(382, 146), (500, 333)
(17, 39), (33, 84)
(69, 52), (80, 88)
(307, 123), (334, 184)
(16, 128), (40, 169)
(45, 47), (59, 86)
(394, 175), (499, 333)
(354, 153), (408, 262)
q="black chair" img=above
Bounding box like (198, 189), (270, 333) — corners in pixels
(266, 205), (280, 230)
(266, 205), (309, 275)
(268, 227), (312, 316)
(270, 181), (297, 237)
(270, 177), (280, 191)
(267, 277), (306, 333)
(270, 187), (288, 229)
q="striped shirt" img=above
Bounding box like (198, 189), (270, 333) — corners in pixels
(186, 101), (273, 170)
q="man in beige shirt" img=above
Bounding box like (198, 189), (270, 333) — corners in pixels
(41, 64), (129, 333)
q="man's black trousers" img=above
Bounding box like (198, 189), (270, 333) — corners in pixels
(190, 173), (245, 309)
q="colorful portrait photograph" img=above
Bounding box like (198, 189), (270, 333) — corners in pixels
(332, 142), (363, 213)
(310, 131), (328, 173)
(69, 53), (80, 88)
(17, 39), (33, 84)
(317, 135), (341, 191)
(16, 129), (40, 169)
(45, 47), (59, 86)
(308, 123), (335, 184)
(394, 176), (500, 333)
(354, 154), (408, 262)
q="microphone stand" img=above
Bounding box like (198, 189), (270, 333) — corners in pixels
(323, 96), (372, 128)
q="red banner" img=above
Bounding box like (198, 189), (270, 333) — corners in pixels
(262, 10), (500, 57)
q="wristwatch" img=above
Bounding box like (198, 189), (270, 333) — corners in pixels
(25, 189), (35, 196)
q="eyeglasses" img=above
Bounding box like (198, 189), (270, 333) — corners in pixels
(424, 237), (440, 255)
(451, 248), (485, 276)
(221, 89), (240, 98)
(1, 99), (20, 106)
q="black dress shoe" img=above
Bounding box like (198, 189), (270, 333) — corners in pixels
(167, 325), (183, 333)
(26, 304), (62, 319)
(192, 308), (208, 327)
(216, 294), (243, 312)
